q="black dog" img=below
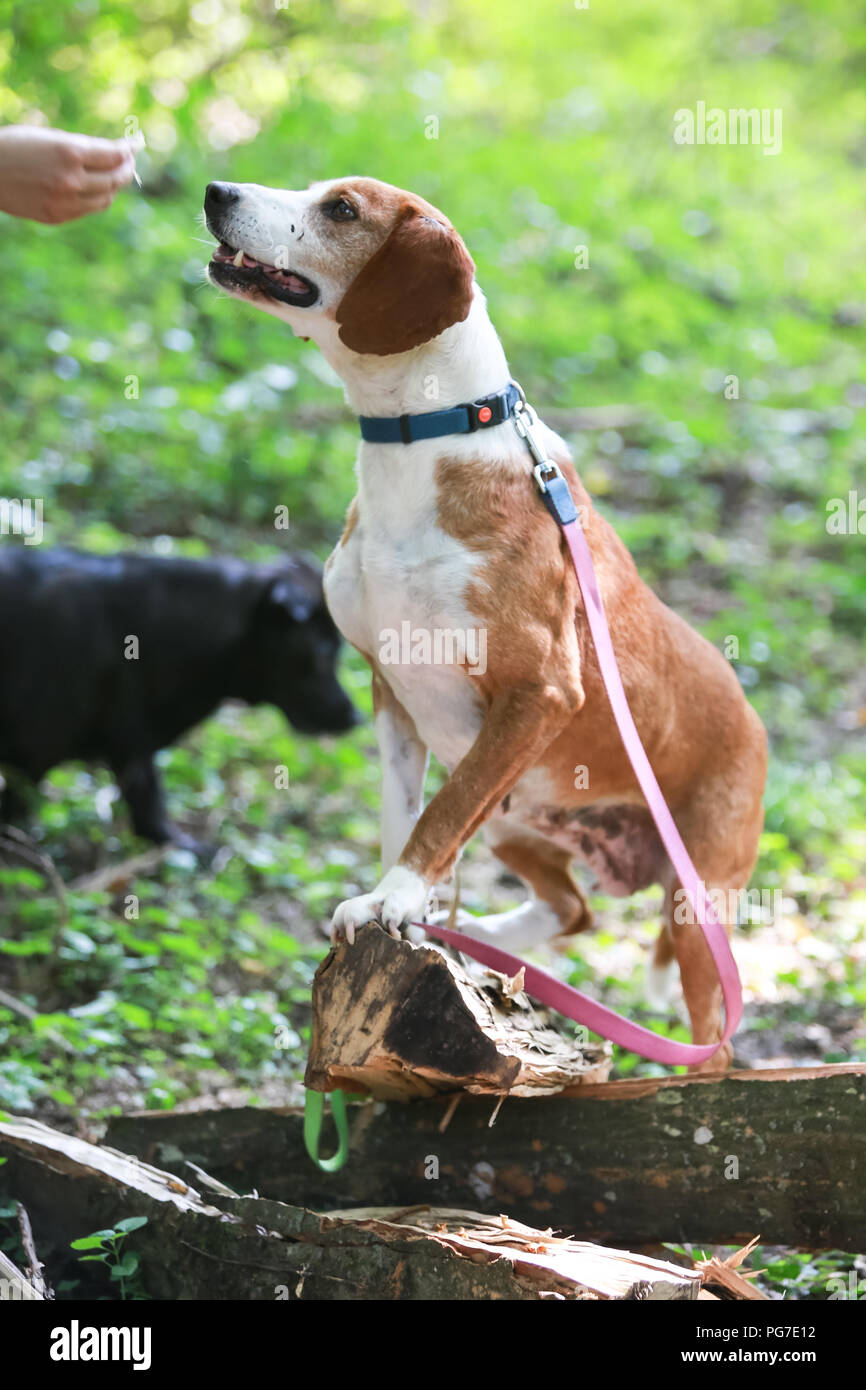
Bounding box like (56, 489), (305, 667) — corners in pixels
(0, 547), (358, 847)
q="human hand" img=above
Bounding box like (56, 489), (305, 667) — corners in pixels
(0, 125), (137, 224)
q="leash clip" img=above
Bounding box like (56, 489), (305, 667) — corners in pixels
(532, 459), (565, 494)
(512, 393), (563, 494)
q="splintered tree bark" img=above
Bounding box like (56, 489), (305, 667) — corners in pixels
(305, 923), (610, 1099)
(0, 1116), (702, 1300)
(0, 1249), (44, 1300)
(107, 1063), (866, 1251)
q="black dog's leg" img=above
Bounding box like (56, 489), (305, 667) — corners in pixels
(114, 756), (172, 842)
(113, 756), (203, 853)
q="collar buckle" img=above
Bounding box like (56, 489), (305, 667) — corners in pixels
(466, 389), (509, 432)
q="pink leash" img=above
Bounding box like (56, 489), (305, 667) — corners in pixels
(422, 395), (742, 1066)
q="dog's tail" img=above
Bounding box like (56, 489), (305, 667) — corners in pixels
(645, 920), (677, 1011)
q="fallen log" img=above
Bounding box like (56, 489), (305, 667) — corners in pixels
(0, 1115), (702, 1300)
(306, 923), (610, 1099)
(107, 1063), (866, 1251)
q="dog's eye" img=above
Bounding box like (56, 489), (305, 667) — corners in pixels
(324, 197), (357, 222)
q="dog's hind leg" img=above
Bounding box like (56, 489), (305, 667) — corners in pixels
(435, 822), (592, 952)
(646, 917), (678, 1011)
(664, 777), (764, 1072)
(664, 845), (763, 1074)
(665, 874), (738, 1074)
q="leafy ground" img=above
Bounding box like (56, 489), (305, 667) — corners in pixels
(0, 0), (864, 1299)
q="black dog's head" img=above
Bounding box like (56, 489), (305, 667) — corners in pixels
(241, 558), (359, 736)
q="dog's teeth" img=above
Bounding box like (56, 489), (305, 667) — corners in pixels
(233, 249), (245, 267)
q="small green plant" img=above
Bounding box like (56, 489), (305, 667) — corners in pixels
(70, 1216), (149, 1299)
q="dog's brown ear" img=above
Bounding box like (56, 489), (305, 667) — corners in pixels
(336, 204), (475, 356)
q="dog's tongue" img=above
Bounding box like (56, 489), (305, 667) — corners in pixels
(260, 263), (310, 293)
(277, 271), (311, 294)
(212, 243), (310, 294)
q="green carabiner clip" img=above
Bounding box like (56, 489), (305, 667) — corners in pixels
(303, 1088), (350, 1172)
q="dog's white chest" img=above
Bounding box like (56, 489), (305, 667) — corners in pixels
(325, 453), (485, 769)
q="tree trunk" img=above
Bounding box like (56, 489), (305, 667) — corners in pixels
(108, 1063), (866, 1251)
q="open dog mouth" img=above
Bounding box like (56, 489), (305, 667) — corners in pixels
(209, 242), (319, 307)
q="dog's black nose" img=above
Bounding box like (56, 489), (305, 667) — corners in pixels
(205, 181), (240, 212)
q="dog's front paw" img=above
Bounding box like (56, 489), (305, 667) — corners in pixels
(330, 892), (387, 946)
(330, 866), (430, 945)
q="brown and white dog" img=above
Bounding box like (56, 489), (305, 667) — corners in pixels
(205, 175), (767, 1068)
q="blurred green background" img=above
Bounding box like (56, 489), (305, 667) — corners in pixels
(0, 0), (864, 1224)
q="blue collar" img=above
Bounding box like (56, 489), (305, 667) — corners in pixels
(358, 381), (522, 445)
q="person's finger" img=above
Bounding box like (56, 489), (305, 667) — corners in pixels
(78, 135), (132, 171)
(73, 160), (136, 196)
(79, 189), (121, 211)
(57, 190), (120, 223)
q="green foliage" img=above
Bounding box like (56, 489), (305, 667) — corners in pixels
(71, 1216), (149, 1299)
